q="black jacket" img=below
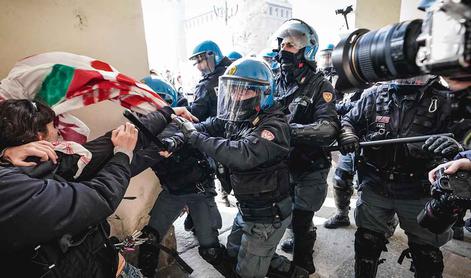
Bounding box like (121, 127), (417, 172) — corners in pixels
(187, 57), (232, 121)
(0, 108), (173, 277)
(342, 82), (455, 198)
(276, 68), (339, 175)
(190, 106), (291, 207)
(131, 124), (215, 195)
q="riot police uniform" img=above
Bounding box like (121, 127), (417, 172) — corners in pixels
(174, 58), (308, 278)
(131, 124), (223, 277)
(339, 79), (456, 277)
(188, 40), (233, 212)
(272, 19), (339, 273)
(187, 40), (232, 121)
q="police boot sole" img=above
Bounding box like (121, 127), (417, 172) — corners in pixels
(324, 218), (350, 229)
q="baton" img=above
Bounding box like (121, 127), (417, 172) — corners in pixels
(327, 133), (455, 152)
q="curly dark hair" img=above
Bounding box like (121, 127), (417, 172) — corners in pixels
(0, 99), (56, 149)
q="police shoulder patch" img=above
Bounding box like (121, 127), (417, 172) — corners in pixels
(261, 129), (275, 141)
(322, 91), (333, 103)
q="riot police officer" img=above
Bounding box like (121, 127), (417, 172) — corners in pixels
(271, 19), (339, 273)
(130, 78), (223, 277)
(187, 40), (232, 121)
(174, 58), (308, 278)
(338, 76), (458, 277)
(186, 40), (233, 228)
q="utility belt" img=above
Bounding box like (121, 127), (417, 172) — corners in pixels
(236, 197), (292, 226)
(381, 170), (423, 183)
(359, 163), (430, 199)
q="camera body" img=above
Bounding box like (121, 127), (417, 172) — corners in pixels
(417, 167), (471, 234)
(332, 0), (471, 91)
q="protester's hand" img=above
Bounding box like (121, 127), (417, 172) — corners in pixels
(3, 141), (58, 166)
(338, 127), (360, 155)
(422, 135), (463, 158)
(111, 123), (138, 152)
(173, 116), (197, 139)
(172, 107), (199, 123)
(428, 158), (471, 183)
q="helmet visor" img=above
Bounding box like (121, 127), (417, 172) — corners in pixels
(217, 78), (269, 122)
(272, 21), (312, 50)
(190, 53), (215, 75)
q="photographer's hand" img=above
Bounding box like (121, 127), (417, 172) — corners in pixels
(2, 141), (58, 166)
(428, 158), (471, 183)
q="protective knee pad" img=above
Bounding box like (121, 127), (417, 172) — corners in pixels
(409, 243), (444, 278)
(354, 228), (388, 278)
(138, 225), (161, 278)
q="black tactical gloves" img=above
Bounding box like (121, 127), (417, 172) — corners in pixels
(422, 135), (464, 159)
(173, 116), (197, 140)
(338, 127), (360, 155)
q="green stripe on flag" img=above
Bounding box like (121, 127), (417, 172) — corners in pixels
(36, 64), (75, 106)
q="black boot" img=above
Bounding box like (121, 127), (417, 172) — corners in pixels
(138, 226), (161, 278)
(325, 169), (354, 229)
(292, 209), (316, 274)
(266, 262), (309, 278)
(409, 243), (444, 278)
(199, 244), (236, 277)
(354, 228), (388, 278)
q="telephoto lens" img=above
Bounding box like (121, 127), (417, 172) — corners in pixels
(417, 197), (459, 234)
(332, 20), (423, 91)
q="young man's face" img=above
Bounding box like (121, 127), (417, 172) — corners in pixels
(38, 121), (60, 142)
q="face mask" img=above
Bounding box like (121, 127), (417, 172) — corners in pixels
(277, 50), (308, 84)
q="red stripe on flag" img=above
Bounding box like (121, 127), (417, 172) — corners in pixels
(66, 69), (103, 98)
(91, 60), (114, 72)
(116, 73), (138, 85)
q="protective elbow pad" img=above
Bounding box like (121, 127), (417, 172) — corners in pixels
(290, 120), (339, 146)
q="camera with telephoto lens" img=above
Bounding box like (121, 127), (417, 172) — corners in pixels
(332, 0), (471, 91)
(417, 166), (471, 234)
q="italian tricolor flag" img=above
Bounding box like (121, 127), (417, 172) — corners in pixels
(0, 52), (168, 144)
